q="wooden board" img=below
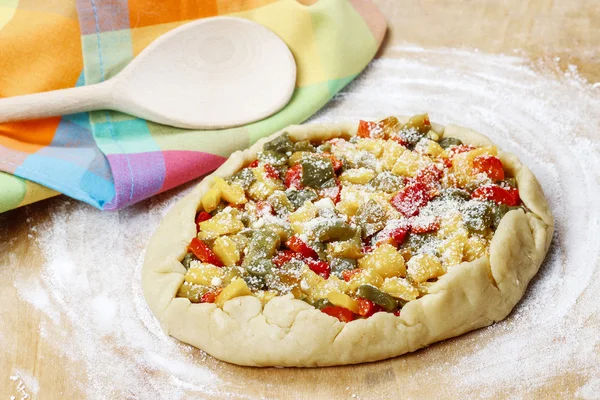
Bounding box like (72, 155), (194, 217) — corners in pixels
(1, 0), (599, 398)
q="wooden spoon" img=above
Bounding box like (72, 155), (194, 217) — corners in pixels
(0, 17), (297, 129)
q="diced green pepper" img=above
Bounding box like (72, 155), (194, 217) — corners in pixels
(503, 177), (517, 188)
(300, 156), (335, 189)
(440, 188), (471, 202)
(313, 221), (356, 242)
(286, 189), (318, 209)
(229, 168), (255, 190)
(312, 298), (334, 310)
(356, 284), (398, 312)
(264, 223), (293, 243)
(491, 203), (510, 229)
(264, 132), (294, 154)
(330, 258), (357, 278)
(403, 233), (438, 255)
(246, 259), (275, 277)
(404, 114), (431, 134)
(355, 200), (387, 238)
(293, 140), (316, 153)
(370, 172), (404, 193)
(317, 142), (332, 153)
(438, 137), (463, 149)
(181, 252), (196, 269)
(244, 274), (266, 291)
(268, 191), (294, 215)
(462, 201), (493, 232)
(257, 150), (288, 166)
(243, 229), (281, 267)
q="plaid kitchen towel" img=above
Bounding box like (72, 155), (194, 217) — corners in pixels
(0, 0), (385, 213)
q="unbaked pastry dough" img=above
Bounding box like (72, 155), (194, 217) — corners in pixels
(142, 116), (553, 367)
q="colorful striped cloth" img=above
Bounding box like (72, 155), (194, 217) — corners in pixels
(0, 0), (385, 213)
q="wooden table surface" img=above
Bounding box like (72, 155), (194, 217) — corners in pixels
(1, 1), (599, 398)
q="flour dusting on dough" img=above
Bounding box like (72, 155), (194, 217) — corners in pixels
(7, 46), (600, 398)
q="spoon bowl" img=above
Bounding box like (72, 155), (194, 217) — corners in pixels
(0, 17), (297, 129)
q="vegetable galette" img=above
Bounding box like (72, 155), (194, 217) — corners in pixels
(143, 114), (553, 367)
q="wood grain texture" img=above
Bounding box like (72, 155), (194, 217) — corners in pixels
(1, 0), (599, 398)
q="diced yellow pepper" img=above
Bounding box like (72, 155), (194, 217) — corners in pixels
(201, 185), (221, 213)
(184, 263), (222, 286)
(198, 210), (244, 240)
(327, 240), (363, 259)
(423, 140), (445, 158)
(247, 166), (285, 201)
(212, 236), (240, 266)
(451, 146), (498, 187)
(466, 146), (497, 162)
(415, 281), (436, 297)
(355, 138), (386, 158)
(215, 278), (252, 308)
(438, 213), (464, 238)
(438, 231), (468, 266)
(336, 200), (361, 217)
(380, 141), (406, 171)
(380, 277), (419, 301)
(407, 254), (445, 283)
(300, 268), (327, 303)
(328, 291), (359, 313)
(392, 151), (430, 177)
(464, 235), (489, 262)
(177, 281), (208, 303)
(339, 168), (376, 184)
(358, 244), (406, 278)
(213, 176), (247, 205)
(289, 201), (317, 223)
(347, 268), (384, 292)
(255, 290), (278, 305)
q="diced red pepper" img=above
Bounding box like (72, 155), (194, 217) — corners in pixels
(189, 238), (224, 267)
(357, 120), (379, 138)
(342, 269), (361, 282)
(256, 201), (274, 217)
(414, 164), (443, 186)
(393, 310), (401, 317)
(410, 217), (441, 234)
(357, 298), (384, 318)
(200, 288), (222, 303)
(378, 226), (409, 247)
(321, 306), (355, 322)
(272, 250), (299, 267)
(391, 135), (409, 147)
(323, 153), (343, 172)
(471, 184), (520, 206)
(263, 163), (280, 180)
(285, 236), (319, 259)
(248, 160), (259, 168)
(442, 158), (453, 169)
(473, 155), (505, 181)
(285, 164), (303, 189)
(391, 183), (432, 217)
(448, 145), (475, 157)
(195, 211), (212, 225)
(410, 164), (443, 196)
(319, 181), (342, 204)
(306, 258), (330, 279)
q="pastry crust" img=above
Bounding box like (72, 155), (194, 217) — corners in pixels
(142, 117), (554, 367)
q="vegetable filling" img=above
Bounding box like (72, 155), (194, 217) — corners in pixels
(176, 115), (523, 322)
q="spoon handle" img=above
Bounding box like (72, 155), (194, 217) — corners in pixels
(0, 81), (114, 123)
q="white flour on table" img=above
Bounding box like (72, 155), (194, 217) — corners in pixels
(6, 46), (600, 399)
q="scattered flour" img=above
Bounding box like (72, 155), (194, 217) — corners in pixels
(9, 369), (39, 400)
(5, 45), (600, 398)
